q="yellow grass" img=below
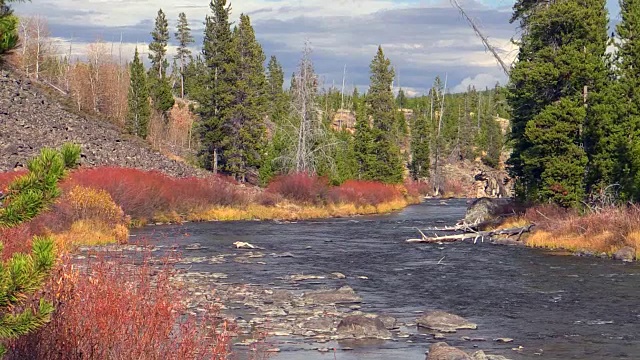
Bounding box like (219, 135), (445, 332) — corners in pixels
(53, 220), (129, 250)
(180, 199), (411, 222)
(526, 230), (619, 254)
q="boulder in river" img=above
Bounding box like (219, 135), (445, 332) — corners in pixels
(304, 286), (362, 304)
(613, 246), (636, 262)
(464, 197), (511, 226)
(336, 315), (391, 340)
(426, 342), (472, 360)
(417, 311), (477, 333)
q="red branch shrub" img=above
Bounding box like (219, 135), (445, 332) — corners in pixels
(9, 255), (235, 360)
(0, 225), (33, 261)
(64, 167), (248, 220)
(329, 180), (403, 206)
(266, 173), (330, 205)
(404, 179), (432, 197)
(442, 178), (466, 197)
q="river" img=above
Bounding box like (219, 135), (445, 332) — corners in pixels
(131, 199), (640, 359)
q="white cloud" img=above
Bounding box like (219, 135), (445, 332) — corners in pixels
(452, 72), (503, 93)
(15, 0), (520, 93)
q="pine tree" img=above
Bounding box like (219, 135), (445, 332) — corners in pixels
(126, 48), (151, 139)
(410, 112), (430, 179)
(149, 8), (169, 78)
(0, 143), (80, 357)
(353, 91), (376, 179)
(148, 8), (175, 113)
(365, 46), (404, 183)
(226, 14), (267, 182)
(266, 55), (288, 124)
(175, 12), (194, 99)
(196, 0), (237, 172)
(508, 0), (609, 206)
(260, 55), (288, 184)
(396, 88), (407, 109)
(0, 0), (20, 56)
(615, 0), (640, 199)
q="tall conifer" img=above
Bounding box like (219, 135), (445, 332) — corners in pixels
(365, 46), (404, 183)
(148, 8), (175, 113)
(615, 0), (640, 199)
(175, 12), (194, 99)
(508, 0), (610, 206)
(196, 0), (237, 172)
(227, 14), (267, 181)
(126, 48), (151, 139)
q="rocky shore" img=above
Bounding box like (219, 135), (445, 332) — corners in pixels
(0, 69), (201, 177)
(74, 242), (517, 359)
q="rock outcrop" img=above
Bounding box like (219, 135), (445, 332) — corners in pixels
(0, 70), (202, 177)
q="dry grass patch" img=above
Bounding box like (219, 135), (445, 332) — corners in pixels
(521, 205), (640, 257)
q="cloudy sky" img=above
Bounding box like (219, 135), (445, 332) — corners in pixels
(14, 0), (622, 95)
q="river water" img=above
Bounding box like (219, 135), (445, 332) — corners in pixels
(132, 199), (640, 360)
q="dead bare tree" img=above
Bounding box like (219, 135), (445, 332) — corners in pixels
(432, 74), (448, 196)
(17, 16), (53, 79)
(450, 0), (510, 76)
(277, 42), (336, 174)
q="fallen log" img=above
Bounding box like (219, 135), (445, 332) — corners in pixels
(407, 224), (534, 244)
(421, 221), (480, 232)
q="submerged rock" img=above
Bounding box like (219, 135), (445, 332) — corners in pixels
(426, 342), (471, 360)
(613, 247), (636, 262)
(336, 315), (392, 339)
(417, 311), (477, 333)
(299, 317), (335, 333)
(304, 286), (362, 304)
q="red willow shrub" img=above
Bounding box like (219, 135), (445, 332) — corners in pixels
(0, 225), (33, 261)
(329, 180), (403, 206)
(266, 173), (330, 205)
(9, 254), (235, 360)
(64, 167), (248, 220)
(442, 178), (467, 197)
(404, 179), (432, 197)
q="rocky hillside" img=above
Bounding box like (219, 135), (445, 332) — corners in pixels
(0, 69), (202, 177)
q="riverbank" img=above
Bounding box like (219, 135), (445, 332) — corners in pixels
(0, 167), (424, 251)
(496, 205), (640, 261)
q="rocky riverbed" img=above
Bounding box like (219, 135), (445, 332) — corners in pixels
(75, 200), (640, 359)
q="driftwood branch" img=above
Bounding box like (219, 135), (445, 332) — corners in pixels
(407, 224), (534, 244)
(421, 221), (480, 232)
